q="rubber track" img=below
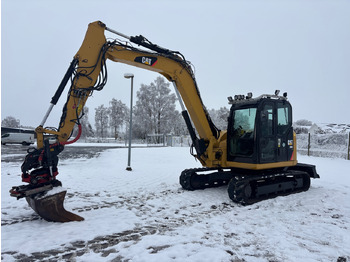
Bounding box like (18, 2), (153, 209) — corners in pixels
(180, 167), (233, 190)
(180, 167), (311, 205)
(228, 171), (311, 205)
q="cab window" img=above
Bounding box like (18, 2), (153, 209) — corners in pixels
(229, 108), (257, 157)
(277, 102), (291, 135)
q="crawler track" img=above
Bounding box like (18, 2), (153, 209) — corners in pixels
(180, 168), (234, 190)
(227, 171), (311, 205)
(180, 167), (312, 205)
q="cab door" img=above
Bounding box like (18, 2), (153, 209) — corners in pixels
(276, 101), (293, 162)
(258, 100), (293, 163)
(259, 102), (276, 163)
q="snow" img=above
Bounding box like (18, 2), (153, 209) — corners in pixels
(1, 146), (350, 261)
(316, 123), (350, 134)
(35, 186), (67, 199)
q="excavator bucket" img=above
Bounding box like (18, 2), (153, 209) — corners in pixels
(26, 190), (84, 222)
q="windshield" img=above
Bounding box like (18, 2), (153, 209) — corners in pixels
(233, 108), (257, 132)
(229, 107), (257, 157)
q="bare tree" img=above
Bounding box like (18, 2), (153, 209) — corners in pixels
(172, 113), (188, 136)
(133, 77), (178, 139)
(1, 116), (20, 128)
(295, 119), (313, 126)
(109, 98), (128, 140)
(209, 107), (230, 130)
(95, 105), (110, 138)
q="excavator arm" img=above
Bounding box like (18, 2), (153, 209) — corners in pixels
(10, 21), (222, 222)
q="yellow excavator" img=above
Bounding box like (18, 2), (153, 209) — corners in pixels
(10, 21), (319, 222)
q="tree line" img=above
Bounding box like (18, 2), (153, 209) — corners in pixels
(2, 77), (230, 140)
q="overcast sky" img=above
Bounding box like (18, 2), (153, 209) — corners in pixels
(2, 0), (350, 129)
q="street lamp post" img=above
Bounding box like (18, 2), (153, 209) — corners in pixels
(124, 73), (134, 171)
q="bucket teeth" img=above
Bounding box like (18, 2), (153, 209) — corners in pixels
(26, 191), (84, 222)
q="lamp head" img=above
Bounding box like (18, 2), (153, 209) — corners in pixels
(124, 73), (134, 79)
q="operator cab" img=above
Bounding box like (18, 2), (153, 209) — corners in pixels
(227, 91), (294, 165)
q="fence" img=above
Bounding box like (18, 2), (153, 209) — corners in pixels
(296, 132), (350, 160)
(79, 137), (145, 145)
(166, 135), (192, 147)
(146, 134), (191, 147)
(79, 135), (192, 147)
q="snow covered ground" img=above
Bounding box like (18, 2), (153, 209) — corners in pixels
(1, 146), (350, 261)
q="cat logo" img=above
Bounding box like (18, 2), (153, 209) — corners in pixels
(134, 56), (157, 66)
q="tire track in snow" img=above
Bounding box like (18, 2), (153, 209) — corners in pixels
(2, 225), (160, 262)
(3, 187), (349, 261)
(2, 187), (239, 261)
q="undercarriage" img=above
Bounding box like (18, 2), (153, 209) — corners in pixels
(180, 163), (318, 205)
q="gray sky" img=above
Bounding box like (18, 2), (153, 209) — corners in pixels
(2, 0), (350, 128)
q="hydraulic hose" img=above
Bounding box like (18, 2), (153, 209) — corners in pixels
(61, 124), (82, 145)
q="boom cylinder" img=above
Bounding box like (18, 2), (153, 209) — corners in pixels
(50, 58), (78, 105)
(39, 58), (78, 127)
